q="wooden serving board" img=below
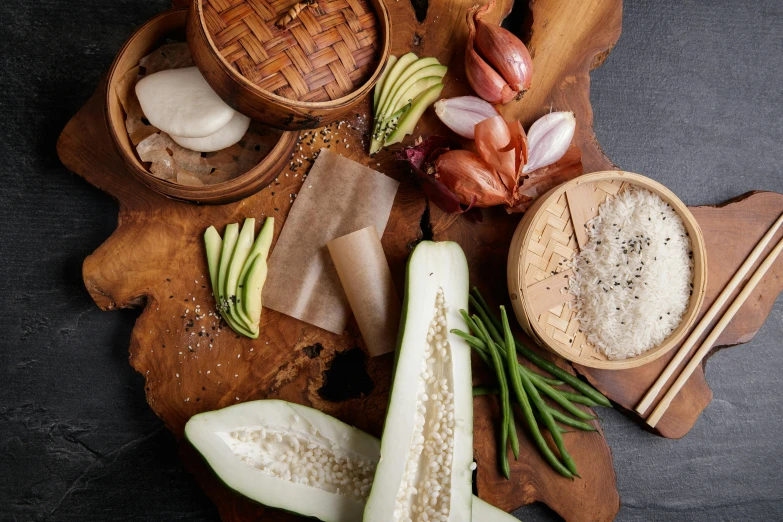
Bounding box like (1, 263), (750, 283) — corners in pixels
(56, 0), (783, 520)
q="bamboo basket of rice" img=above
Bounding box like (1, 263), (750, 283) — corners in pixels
(507, 171), (708, 370)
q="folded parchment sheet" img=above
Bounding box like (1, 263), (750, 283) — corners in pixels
(327, 226), (401, 356)
(263, 149), (400, 334)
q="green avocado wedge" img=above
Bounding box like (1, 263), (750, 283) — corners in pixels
(370, 52), (418, 154)
(374, 52), (417, 117)
(217, 223), (239, 314)
(241, 255), (267, 330)
(375, 75), (445, 145)
(385, 64), (447, 117)
(225, 218), (255, 312)
(383, 83), (444, 147)
(373, 55), (398, 109)
(238, 217), (274, 328)
(376, 57), (441, 120)
(213, 223), (257, 338)
(204, 218), (275, 339)
(237, 217), (274, 288)
(204, 226), (222, 298)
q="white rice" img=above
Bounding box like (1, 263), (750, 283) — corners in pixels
(569, 186), (693, 360)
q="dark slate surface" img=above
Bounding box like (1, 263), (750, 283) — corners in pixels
(0, 0), (780, 520)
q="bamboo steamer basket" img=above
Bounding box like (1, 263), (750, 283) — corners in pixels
(105, 8), (299, 204)
(507, 171), (708, 370)
(187, 0), (391, 129)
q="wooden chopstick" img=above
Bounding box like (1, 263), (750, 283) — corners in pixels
(645, 233), (783, 428)
(636, 212), (783, 416)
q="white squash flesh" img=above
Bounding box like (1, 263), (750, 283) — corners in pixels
(472, 497), (520, 521)
(135, 67), (235, 138)
(186, 400), (513, 522)
(185, 400), (380, 522)
(364, 241), (473, 522)
(170, 111), (251, 152)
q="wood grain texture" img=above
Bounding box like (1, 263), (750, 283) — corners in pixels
(55, 0), (633, 520)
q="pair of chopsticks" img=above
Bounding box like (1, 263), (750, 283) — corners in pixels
(637, 212), (783, 428)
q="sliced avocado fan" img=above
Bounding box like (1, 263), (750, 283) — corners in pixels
(204, 217), (275, 338)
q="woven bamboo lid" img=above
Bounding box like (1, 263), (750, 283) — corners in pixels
(188, 0), (389, 128)
(201, 0), (381, 102)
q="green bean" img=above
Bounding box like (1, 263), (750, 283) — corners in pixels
(470, 289), (612, 408)
(508, 414), (520, 460)
(533, 409), (569, 433)
(472, 314), (520, 461)
(497, 308), (573, 479)
(466, 312), (514, 475)
(456, 327), (596, 417)
(546, 406), (597, 432)
(452, 328), (488, 352)
(555, 390), (600, 407)
(530, 374), (565, 387)
(526, 372), (598, 421)
(473, 386), (499, 396)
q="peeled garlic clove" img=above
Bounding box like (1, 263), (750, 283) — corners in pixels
(474, 2), (533, 93)
(434, 96), (499, 139)
(135, 67), (235, 138)
(170, 111), (251, 153)
(465, 6), (518, 104)
(523, 111), (576, 173)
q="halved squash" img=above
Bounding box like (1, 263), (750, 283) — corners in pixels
(186, 400), (512, 522)
(185, 400), (379, 522)
(364, 241), (473, 522)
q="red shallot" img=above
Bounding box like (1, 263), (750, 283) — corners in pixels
(465, 1), (533, 104)
(400, 111), (582, 214)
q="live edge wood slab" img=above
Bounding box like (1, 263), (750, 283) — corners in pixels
(56, 0), (783, 521)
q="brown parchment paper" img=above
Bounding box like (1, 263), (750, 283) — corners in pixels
(327, 226), (401, 356)
(263, 149), (400, 334)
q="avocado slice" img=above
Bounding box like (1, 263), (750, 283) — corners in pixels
(374, 52), (417, 116)
(377, 58), (442, 120)
(235, 217), (274, 326)
(241, 255), (268, 329)
(383, 83), (444, 146)
(386, 65), (447, 116)
(237, 217), (274, 286)
(204, 226), (222, 301)
(373, 55), (398, 109)
(370, 52), (418, 154)
(376, 75), (446, 144)
(217, 223), (239, 314)
(225, 218), (255, 311)
(222, 305), (258, 338)
(213, 223), (257, 337)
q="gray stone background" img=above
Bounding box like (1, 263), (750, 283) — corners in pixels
(0, 0), (780, 520)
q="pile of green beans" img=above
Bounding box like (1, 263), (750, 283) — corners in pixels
(453, 288), (612, 479)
